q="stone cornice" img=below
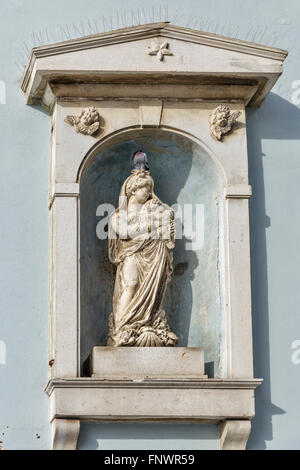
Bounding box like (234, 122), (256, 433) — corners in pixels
(45, 377), (263, 395)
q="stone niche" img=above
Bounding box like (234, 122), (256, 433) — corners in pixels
(80, 129), (223, 377)
(21, 22), (287, 450)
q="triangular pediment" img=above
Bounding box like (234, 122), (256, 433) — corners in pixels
(21, 22), (287, 109)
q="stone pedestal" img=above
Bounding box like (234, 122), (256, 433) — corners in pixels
(91, 346), (207, 379)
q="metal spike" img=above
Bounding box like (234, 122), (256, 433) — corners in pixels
(198, 18), (204, 29)
(22, 42), (30, 56)
(115, 11), (120, 29)
(109, 14), (113, 30)
(65, 24), (72, 39)
(121, 10), (126, 28)
(141, 8), (148, 25)
(173, 11), (184, 25)
(131, 9), (139, 26)
(251, 27), (259, 42)
(44, 28), (51, 43)
(165, 5), (169, 23)
(80, 20), (86, 36)
(15, 60), (25, 73)
(59, 26), (68, 41)
(152, 6), (156, 23)
(31, 31), (37, 47)
(185, 14), (194, 28)
(212, 21), (218, 33)
(136, 8), (141, 25)
(219, 22), (226, 36)
(86, 19), (96, 35)
(244, 26), (254, 41)
(192, 19), (199, 30)
(72, 22), (83, 38)
(256, 25), (267, 44)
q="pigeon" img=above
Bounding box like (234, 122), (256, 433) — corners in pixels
(131, 150), (149, 170)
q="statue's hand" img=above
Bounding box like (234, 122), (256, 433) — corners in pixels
(166, 240), (175, 249)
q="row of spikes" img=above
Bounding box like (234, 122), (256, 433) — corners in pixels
(15, 5), (289, 73)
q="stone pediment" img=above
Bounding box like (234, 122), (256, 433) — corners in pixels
(21, 22), (287, 110)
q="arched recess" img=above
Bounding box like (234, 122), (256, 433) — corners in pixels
(79, 127), (226, 378)
(77, 126), (227, 185)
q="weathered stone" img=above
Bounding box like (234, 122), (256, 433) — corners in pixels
(91, 346), (206, 378)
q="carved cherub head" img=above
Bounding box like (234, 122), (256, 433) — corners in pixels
(210, 105), (241, 141)
(80, 107), (99, 125)
(64, 106), (101, 136)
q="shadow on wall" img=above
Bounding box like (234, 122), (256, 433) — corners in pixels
(77, 422), (219, 450)
(246, 92), (300, 449)
(80, 129), (222, 377)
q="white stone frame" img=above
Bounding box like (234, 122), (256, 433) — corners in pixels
(21, 22), (287, 450)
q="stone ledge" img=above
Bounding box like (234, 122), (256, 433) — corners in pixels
(45, 377), (263, 393)
(46, 378), (262, 423)
(224, 184), (252, 199)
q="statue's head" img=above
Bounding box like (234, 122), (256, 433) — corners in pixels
(126, 170), (154, 204)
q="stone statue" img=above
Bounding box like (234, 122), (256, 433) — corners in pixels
(107, 151), (178, 347)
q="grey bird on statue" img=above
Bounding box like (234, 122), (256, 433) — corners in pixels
(131, 150), (149, 170)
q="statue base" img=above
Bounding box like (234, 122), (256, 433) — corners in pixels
(91, 346), (207, 379)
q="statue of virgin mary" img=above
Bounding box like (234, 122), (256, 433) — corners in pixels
(107, 151), (178, 347)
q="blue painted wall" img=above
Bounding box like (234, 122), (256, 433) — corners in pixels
(0, 0), (299, 450)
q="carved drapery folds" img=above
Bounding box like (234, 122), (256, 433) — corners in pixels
(107, 167), (178, 348)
